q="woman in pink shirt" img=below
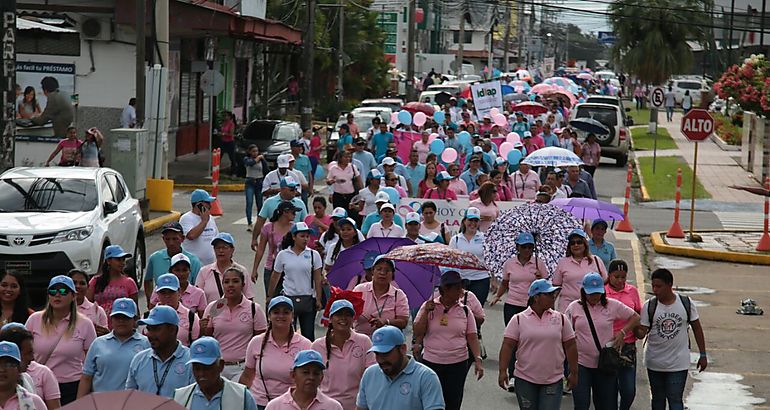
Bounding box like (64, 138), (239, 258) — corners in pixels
(201, 267), (268, 381)
(469, 182), (500, 232)
(0, 323), (62, 410)
(490, 169), (513, 201)
(264, 350), (343, 410)
(446, 163), (468, 196)
(45, 126), (82, 166)
(352, 257), (410, 336)
(511, 163), (541, 200)
(413, 131), (431, 163)
(498, 279), (577, 406)
(564, 273), (639, 410)
(310, 300), (373, 409)
(26, 276), (97, 405)
(580, 133), (602, 176)
(423, 171), (458, 200)
(199, 234), (253, 304)
(414, 271), (483, 410)
(604, 260), (643, 410)
(253, 202), (296, 294)
(418, 162), (438, 197)
(552, 228), (607, 312)
(0, 271), (32, 327)
(494, 158), (515, 196)
(307, 129), (322, 176)
(86, 245), (139, 319)
(239, 297), (312, 408)
(304, 197), (332, 245)
(68, 270), (108, 336)
(326, 151), (361, 211)
(384, 171), (408, 198)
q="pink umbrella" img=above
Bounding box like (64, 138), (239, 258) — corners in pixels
(530, 83), (555, 94)
(577, 72), (593, 81)
(513, 101), (548, 116)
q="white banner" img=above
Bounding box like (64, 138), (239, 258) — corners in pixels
(397, 197), (528, 237)
(471, 80), (503, 119)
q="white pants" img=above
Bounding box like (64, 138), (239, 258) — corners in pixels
(222, 362), (245, 382)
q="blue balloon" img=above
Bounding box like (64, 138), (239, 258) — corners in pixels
(430, 139), (445, 154)
(433, 111), (445, 124)
(314, 165), (326, 180)
(457, 131), (471, 145)
(381, 187), (401, 205)
(397, 110), (412, 126)
(507, 149), (523, 165)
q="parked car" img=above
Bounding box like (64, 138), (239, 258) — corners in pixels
(234, 120), (302, 175)
(0, 167), (145, 304)
(360, 98), (404, 112)
(571, 102), (630, 166)
(585, 95), (633, 125)
(426, 84), (462, 95)
(669, 78), (711, 107)
(327, 107), (392, 160)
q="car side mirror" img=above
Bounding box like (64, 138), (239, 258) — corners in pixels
(103, 201), (118, 216)
(625, 107), (631, 112)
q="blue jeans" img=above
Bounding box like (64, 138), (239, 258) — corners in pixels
(514, 377), (562, 409)
(573, 365), (618, 410)
(647, 369), (687, 410)
(245, 177), (264, 225)
(616, 363), (636, 409)
(464, 277), (490, 307)
(666, 106), (674, 121)
(503, 303), (527, 378)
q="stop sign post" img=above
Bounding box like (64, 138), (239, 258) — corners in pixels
(680, 109), (714, 242)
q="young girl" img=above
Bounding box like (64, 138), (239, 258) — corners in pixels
(0, 271), (32, 326)
(418, 202), (448, 244)
(87, 245), (139, 319)
(68, 269), (109, 336)
(304, 196), (332, 247)
(79, 127), (103, 167)
(366, 203), (404, 238)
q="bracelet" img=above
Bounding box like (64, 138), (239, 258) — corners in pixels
(699, 352), (707, 358)
(386, 319), (390, 325)
(620, 329), (627, 336)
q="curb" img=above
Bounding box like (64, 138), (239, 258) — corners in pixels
(631, 156), (652, 201)
(175, 183), (244, 192)
(143, 211), (181, 233)
(650, 231), (770, 265)
(710, 132), (741, 152)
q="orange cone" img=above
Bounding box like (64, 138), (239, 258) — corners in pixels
(616, 162), (634, 232)
(210, 148), (223, 216)
(667, 168), (685, 238)
(757, 178), (770, 251)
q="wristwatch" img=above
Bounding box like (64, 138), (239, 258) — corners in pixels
(475, 356), (483, 362)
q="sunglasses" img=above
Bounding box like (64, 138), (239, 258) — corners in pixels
(569, 239), (585, 246)
(48, 288), (71, 296)
(387, 178), (398, 182)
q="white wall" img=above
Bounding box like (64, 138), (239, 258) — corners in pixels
(446, 31), (487, 52)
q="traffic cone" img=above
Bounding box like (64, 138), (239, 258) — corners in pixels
(616, 163), (634, 232)
(210, 148), (223, 216)
(666, 168), (685, 238)
(210, 198), (223, 216)
(757, 178), (770, 251)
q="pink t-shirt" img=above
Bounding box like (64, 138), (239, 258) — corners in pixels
(413, 141), (431, 163)
(77, 298), (108, 328)
(552, 256), (607, 311)
(564, 299), (636, 368)
(27, 361), (61, 401)
(195, 261), (254, 305)
(56, 138), (82, 165)
(304, 214), (333, 245)
(261, 223), (291, 269)
(511, 170), (541, 200)
(352, 282), (410, 337)
(309, 136), (322, 160)
(423, 187), (458, 200)
(448, 178), (468, 195)
(502, 256), (548, 307)
(415, 298), (477, 364)
(25, 311), (97, 383)
(174, 303), (200, 347)
(0, 390), (47, 410)
(88, 275), (139, 316)
(310, 331), (374, 410)
(605, 283), (643, 343)
(265, 389), (343, 410)
(245, 332), (312, 406)
(150, 284), (208, 313)
(202, 297), (268, 362)
(503, 307), (575, 385)
(469, 199), (499, 232)
(327, 163), (358, 194)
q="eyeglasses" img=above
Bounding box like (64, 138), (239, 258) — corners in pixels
(48, 288), (71, 296)
(387, 178), (398, 182)
(568, 239), (585, 246)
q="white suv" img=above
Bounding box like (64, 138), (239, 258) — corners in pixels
(0, 167), (145, 298)
(571, 102), (631, 166)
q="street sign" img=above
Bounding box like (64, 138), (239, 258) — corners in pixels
(379, 12), (398, 57)
(680, 109), (714, 141)
(650, 86), (665, 108)
(200, 69), (225, 96)
(598, 31), (616, 45)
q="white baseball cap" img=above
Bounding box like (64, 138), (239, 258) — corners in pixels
(465, 207), (481, 220)
(277, 155), (290, 168)
(406, 212), (421, 224)
(375, 191), (391, 203)
(380, 203), (396, 212)
(381, 157), (396, 166)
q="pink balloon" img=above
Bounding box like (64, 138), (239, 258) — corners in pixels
(441, 148), (458, 163)
(493, 114), (507, 127)
(506, 132), (521, 144)
(413, 112), (427, 127)
(428, 133), (439, 142)
(499, 142), (514, 158)
(390, 112), (398, 124)
(490, 108), (500, 116)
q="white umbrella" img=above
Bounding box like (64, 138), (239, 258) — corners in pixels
(521, 147), (583, 167)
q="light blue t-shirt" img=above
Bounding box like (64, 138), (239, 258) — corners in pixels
(589, 238), (616, 270)
(258, 194), (308, 222)
(182, 382), (258, 410)
(372, 132), (394, 161)
(404, 163), (426, 197)
(542, 132), (559, 147)
(356, 358), (445, 410)
(353, 150), (378, 173)
(83, 331), (150, 392)
(126, 343), (194, 398)
(337, 133), (353, 152)
(293, 154), (313, 181)
(361, 212), (405, 235)
(460, 169), (482, 192)
(146, 249), (203, 285)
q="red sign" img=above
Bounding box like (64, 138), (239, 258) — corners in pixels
(680, 109), (715, 141)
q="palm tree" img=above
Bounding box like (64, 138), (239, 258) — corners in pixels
(609, 0), (711, 84)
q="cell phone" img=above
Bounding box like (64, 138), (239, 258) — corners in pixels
(197, 203), (206, 212)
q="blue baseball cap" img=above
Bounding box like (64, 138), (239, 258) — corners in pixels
(372, 255), (395, 271)
(568, 228), (588, 240)
(405, 212), (421, 224)
(111, 298), (138, 318)
(362, 251), (379, 270)
(0, 323), (26, 333)
(582, 272), (605, 294)
(591, 219), (609, 230)
(48, 275), (76, 293)
(465, 207), (481, 220)
(440, 270), (463, 287)
(104, 245), (132, 260)
(268, 295), (294, 312)
(293, 349), (326, 369)
(138, 305), (179, 326)
(187, 337), (222, 366)
(528, 279), (561, 297)
(436, 171), (453, 182)
(331, 207), (348, 219)
(156, 273), (180, 292)
(211, 232), (235, 246)
(515, 232), (535, 245)
(369, 325), (405, 353)
(329, 299), (355, 317)
(291, 222), (312, 234)
(0, 341), (21, 363)
(495, 157), (508, 166)
(191, 189), (216, 203)
(280, 176), (299, 188)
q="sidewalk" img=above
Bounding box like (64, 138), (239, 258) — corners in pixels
(654, 112), (763, 203)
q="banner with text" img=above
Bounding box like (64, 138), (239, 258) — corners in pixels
(470, 81), (503, 120)
(397, 197), (528, 236)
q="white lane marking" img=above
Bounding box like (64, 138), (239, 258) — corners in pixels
(232, 217), (249, 225)
(686, 372), (765, 409)
(714, 211), (764, 230)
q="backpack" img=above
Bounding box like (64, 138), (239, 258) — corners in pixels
(647, 294), (692, 326)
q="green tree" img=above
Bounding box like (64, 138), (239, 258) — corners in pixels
(608, 0), (710, 84)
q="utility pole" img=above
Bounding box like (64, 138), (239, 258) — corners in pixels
(406, 0), (416, 101)
(337, 0), (344, 102)
(728, 0), (735, 64)
(457, 1), (467, 79)
(136, 0), (146, 127)
(503, 1), (511, 72)
(762, 0), (767, 49)
(301, 0), (315, 128)
(565, 29), (569, 64)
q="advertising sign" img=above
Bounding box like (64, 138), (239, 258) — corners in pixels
(470, 80), (503, 119)
(15, 62), (76, 116)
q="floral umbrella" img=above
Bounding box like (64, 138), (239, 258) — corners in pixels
(483, 203), (581, 280)
(382, 243), (486, 270)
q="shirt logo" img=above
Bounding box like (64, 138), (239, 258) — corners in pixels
(351, 345), (364, 359)
(195, 345), (205, 353)
(399, 382), (412, 395)
(238, 312), (251, 323)
(174, 363), (187, 374)
(133, 344), (144, 353)
(0, 345), (9, 352)
(656, 313), (683, 340)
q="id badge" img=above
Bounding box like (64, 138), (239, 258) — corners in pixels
(440, 315), (449, 326)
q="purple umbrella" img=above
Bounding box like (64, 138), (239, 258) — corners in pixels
(327, 238), (441, 309)
(550, 197), (624, 221)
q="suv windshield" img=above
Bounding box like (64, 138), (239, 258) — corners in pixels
(575, 106), (618, 126)
(273, 125), (298, 141)
(678, 81), (701, 90)
(586, 97), (619, 107)
(0, 178), (98, 212)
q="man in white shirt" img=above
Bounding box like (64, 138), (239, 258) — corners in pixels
(179, 189), (220, 265)
(262, 154), (304, 198)
(120, 98), (137, 128)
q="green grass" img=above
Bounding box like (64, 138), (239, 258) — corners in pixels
(631, 127), (677, 151)
(637, 156), (711, 201)
(627, 107), (650, 126)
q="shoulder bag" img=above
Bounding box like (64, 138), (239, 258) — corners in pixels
(582, 301), (621, 375)
(286, 250), (316, 315)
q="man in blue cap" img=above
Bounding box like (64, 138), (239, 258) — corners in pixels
(80, 298), (149, 395)
(144, 222), (203, 309)
(126, 305), (194, 397)
(180, 189), (220, 265)
(356, 326), (444, 410)
(588, 219), (616, 269)
(0, 341), (47, 409)
(173, 337), (257, 410)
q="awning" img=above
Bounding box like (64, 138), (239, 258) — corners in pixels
(17, 18), (77, 33)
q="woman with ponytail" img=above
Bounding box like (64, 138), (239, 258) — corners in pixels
(310, 299), (373, 409)
(86, 245), (139, 317)
(239, 296), (311, 410)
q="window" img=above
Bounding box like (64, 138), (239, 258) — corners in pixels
(105, 174), (126, 203)
(452, 31), (473, 44)
(100, 177), (116, 204)
(17, 32), (80, 56)
(0, 178), (98, 212)
(234, 59), (248, 108)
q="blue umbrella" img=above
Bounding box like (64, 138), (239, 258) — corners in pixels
(501, 84), (515, 95)
(569, 118), (611, 135)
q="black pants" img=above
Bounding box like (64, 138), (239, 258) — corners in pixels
(59, 381), (79, 405)
(332, 192), (356, 213)
(503, 303), (527, 378)
(220, 140), (237, 174)
(294, 308), (316, 340)
(583, 165), (597, 176)
(422, 359), (469, 410)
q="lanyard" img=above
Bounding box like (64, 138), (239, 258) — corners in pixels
(372, 292), (389, 317)
(515, 173), (529, 198)
(153, 356), (176, 395)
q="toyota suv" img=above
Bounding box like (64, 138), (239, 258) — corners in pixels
(0, 167), (145, 304)
(571, 102), (631, 166)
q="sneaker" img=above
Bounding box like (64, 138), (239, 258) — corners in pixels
(563, 379), (572, 395)
(507, 378), (516, 393)
(247, 223), (253, 232)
